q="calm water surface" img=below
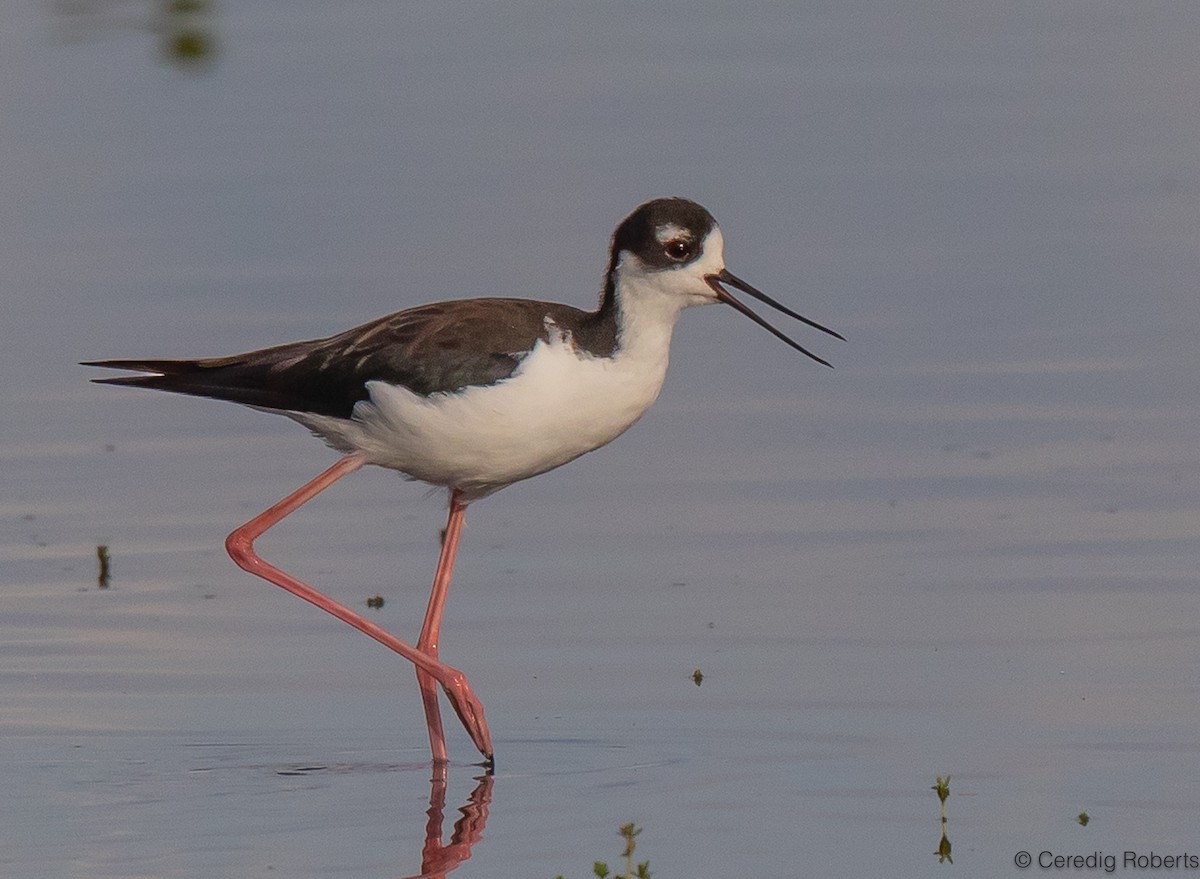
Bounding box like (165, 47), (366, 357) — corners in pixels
(4, 3), (1200, 877)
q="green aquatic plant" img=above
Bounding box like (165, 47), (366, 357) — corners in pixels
(936, 831), (953, 865)
(96, 544), (111, 588)
(933, 776), (952, 864)
(554, 823), (650, 879)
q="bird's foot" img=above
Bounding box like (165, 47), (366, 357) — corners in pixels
(438, 667), (494, 762)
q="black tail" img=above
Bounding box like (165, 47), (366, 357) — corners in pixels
(83, 358), (203, 376)
(82, 357), (301, 411)
(82, 350), (369, 417)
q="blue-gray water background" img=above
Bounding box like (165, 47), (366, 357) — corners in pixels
(3, 3), (1199, 876)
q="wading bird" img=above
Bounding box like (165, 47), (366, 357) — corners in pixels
(85, 197), (842, 765)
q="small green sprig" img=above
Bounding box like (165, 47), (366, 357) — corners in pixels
(933, 776), (952, 865)
(555, 823), (650, 879)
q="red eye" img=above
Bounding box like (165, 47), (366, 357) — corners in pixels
(665, 239), (691, 260)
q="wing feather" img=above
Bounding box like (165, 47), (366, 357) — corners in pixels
(84, 298), (615, 419)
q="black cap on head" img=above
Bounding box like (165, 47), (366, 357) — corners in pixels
(609, 198), (717, 271)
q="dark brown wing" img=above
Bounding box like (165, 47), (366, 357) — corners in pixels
(84, 297), (616, 419)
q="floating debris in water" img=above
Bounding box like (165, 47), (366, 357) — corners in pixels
(96, 545), (111, 589)
(1078, 811), (1090, 826)
(365, 594), (385, 609)
(277, 765), (328, 777)
(691, 668), (704, 687)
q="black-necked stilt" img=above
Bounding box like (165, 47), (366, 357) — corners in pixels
(84, 197), (842, 765)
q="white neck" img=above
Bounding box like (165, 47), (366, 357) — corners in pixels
(609, 226), (726, 366)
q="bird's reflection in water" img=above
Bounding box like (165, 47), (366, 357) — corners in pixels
(402, 768), (493, 879)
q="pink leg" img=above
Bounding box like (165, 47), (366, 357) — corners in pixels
(224, 454), (493, 763)
(414, 490), (468, 763)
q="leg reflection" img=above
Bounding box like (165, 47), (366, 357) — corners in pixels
(402, 769), (494, 879)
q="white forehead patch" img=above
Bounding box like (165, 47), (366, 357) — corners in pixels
(696, 227), (725, 271)
(654, 223), (688, 244)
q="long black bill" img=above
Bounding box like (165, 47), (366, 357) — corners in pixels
(705, 268), (845, 367)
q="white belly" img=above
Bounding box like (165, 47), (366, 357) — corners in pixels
(290, 334), (669, 499)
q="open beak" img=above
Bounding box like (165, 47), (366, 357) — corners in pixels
(705, 269), (845, 367)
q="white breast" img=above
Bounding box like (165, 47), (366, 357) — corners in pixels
(291, 330), (670, 499)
